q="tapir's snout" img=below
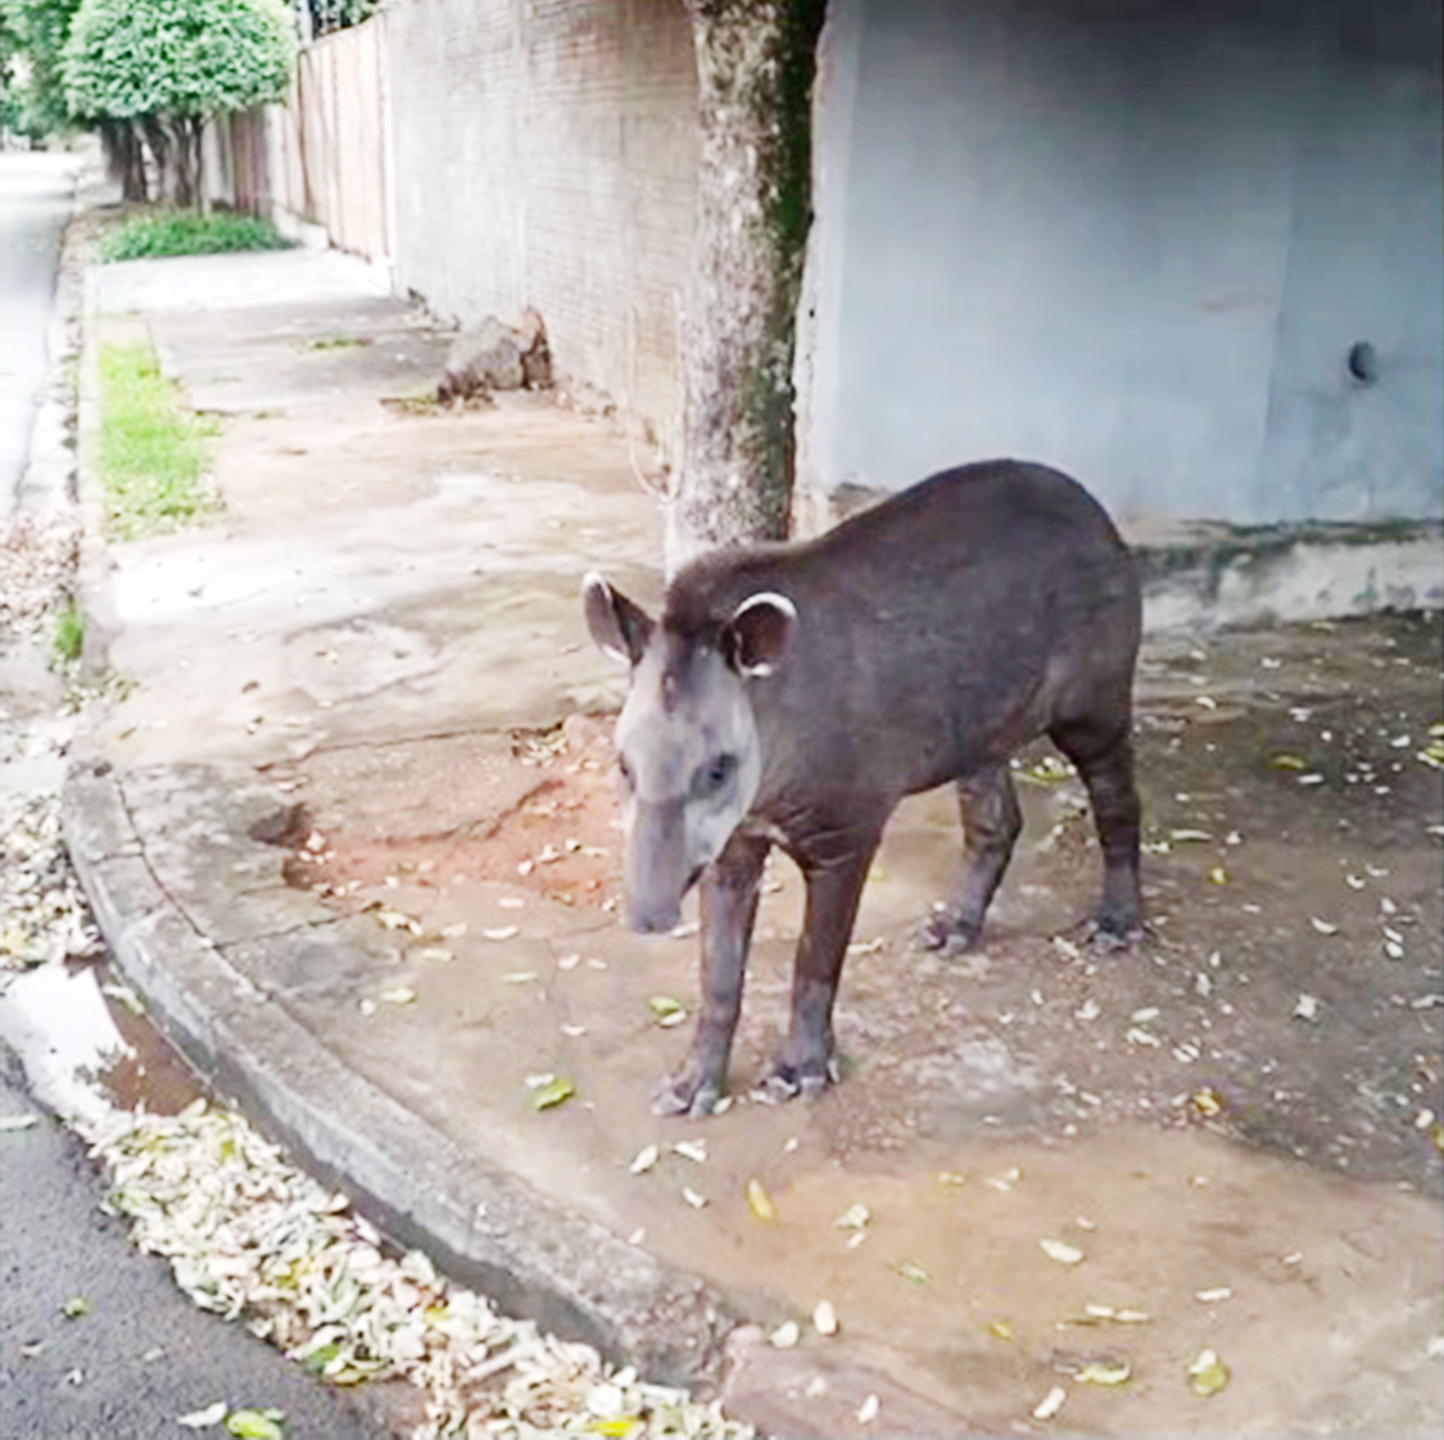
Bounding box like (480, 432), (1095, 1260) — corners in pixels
(623, 801), (693, 934)
(627, 897), (681, 935)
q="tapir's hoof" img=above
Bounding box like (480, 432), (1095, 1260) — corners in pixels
(912, 910), (982, 956)
(1081, 915), (1144, 953)
(759, 1055), (840, 1102)
(652, 1072), (723, 1118)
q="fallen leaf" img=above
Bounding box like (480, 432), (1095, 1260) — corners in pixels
(379, 986), (416, 1006)
(1293, 993), (1321, 1022)
(1195, 1287), (1233, 1303)
(225, 1412), (284, 1440)
(61, 1295), (90, 1319)
(673, 1139), (707, 1163)
(1033, 1386), (1067, 1420)
(1039, 1238), (1085, 1266)
(1309, 917), (1338, 936)
(177, 1402), (228, 1429)
(898, 1261), (930, 1286)
(530, 1077), (575, 1111)
(681, 1186), (707, 1209)
(483, 926), (520, 941)
(587, 1421), (639, 1438)
(857, 1394), (880, 1424)
(834, 1202), (871, 1228)
(935, 1171), (967, 1186)
(812, 1300), (838, 1336)
(1269, 754), (1307, 770)
(1187, 1348), (1230, 1398)
(746, 1178), (776, 1222)
(987, 1319), (1015, 1341)
(1207, 866), (1229, 885)
(1192, 1087), (1224, 1118)
(629, 1144), (659, 1175)
(1078, 1360), (1131, 1386)
(768, 1320), (799, 1349)
(0, 1114), (40, 1132)
(648, 995), (687, 1027)
(417, 947), (453, 964)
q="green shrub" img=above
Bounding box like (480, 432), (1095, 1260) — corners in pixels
(99, 209), (293, 262)
(50, 600), (84, 665)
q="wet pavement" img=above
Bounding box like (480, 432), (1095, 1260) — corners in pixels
(55, 247), (1444, 1435)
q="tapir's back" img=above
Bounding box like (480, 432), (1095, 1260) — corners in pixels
(666, 460), (1140, 802)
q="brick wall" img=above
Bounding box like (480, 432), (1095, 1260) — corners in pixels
(387, 0), (698, 450)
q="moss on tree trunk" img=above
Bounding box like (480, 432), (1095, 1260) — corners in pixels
(668, 0), (827, 572)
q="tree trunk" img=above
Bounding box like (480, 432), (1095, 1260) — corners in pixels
(668, 0), (827, 572)
(171, 117), (200, 209)
(140, 114), (176, 202)
(100, 119), (148, 202)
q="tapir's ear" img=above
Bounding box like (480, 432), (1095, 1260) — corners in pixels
(723, 591), (797, 677)
(582, 571), (654, 667)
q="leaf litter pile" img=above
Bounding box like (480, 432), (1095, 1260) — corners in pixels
(82, 1099), (753, 1439)
(0, 791), (103, 971)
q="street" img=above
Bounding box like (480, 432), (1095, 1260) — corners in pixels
(0, 153), (75, 513)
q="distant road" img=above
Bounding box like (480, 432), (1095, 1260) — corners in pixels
(0, 152), (75, 513)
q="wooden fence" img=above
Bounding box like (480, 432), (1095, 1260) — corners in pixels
(205, 14), (391, 265)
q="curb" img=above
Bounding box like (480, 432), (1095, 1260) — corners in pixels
(61, 759), (740, 1391)
(13, 167), (82, 521)
(73, 240), (121, 689)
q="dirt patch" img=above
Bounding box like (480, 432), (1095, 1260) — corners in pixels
(297, 714), (626, 911)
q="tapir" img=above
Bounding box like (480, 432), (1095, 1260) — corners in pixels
(583, 459), (1142, 1117)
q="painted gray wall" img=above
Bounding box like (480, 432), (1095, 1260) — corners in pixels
(804, 0), (1443, 524)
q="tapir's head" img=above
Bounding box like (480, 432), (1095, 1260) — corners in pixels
(582, 571), (796, 933)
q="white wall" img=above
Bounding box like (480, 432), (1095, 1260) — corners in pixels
(803, 0), (1443, 525)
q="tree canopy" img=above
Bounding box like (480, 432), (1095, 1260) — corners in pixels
(1, 0), (82, 137)
(63, 0), (296, 123)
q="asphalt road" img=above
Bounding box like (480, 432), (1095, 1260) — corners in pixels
(0, 151), (75, 513)
(0, 1045), (390, 1440)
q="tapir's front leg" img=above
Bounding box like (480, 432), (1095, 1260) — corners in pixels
(653, 830), (770, 1118)
(766, 827), (882, 1099)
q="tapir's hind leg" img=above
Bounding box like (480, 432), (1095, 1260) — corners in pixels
(918, 762), (1022, 953)
(1049, 715), (1142, 943)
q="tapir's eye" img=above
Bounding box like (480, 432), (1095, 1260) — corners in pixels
(698, 753), (736, 797)
(617, 755), (635, 791)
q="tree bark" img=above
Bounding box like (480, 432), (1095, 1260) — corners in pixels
(668, 0), (827, 572)
(140, 114), (176, 203)
(100, 119), (148, 202)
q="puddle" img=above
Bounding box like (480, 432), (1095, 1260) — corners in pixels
(0, 959), (204, 1123)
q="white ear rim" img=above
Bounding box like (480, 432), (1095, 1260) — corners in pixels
(733, 590), (798, 623)
(731, 591), (797, 677)
(582, 570), (632, 667)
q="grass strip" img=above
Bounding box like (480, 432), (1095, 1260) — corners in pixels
(97, 344), (218, 539)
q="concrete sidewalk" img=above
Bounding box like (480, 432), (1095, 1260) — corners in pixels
(65, 248), (1444, 1438)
